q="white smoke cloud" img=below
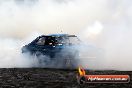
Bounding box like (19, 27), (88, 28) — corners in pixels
(0, 0), (132, 70)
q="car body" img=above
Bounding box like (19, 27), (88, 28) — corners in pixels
(22, 34), (80, 68)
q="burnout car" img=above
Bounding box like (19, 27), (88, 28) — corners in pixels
(22, 34), (80, 68)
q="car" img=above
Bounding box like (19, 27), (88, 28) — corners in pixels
(22, 34), (80, 68)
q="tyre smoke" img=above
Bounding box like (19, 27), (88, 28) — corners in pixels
(0, 0), (132, 70)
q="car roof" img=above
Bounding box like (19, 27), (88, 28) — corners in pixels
(39, 34), (77, 37)
(48, 34), (68, 36)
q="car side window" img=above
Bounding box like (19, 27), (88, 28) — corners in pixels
(69, 37), (80, 45)
(37, 37), (45, 45)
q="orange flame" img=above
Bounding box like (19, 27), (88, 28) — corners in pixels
(78, 66), (86, 76)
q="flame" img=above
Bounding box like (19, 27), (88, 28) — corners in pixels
(78, 66), (86, 76)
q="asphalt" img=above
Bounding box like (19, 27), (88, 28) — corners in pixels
(0, 68), (131, 88)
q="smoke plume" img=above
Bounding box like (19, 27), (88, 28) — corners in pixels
(0, 0), (132, 70)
